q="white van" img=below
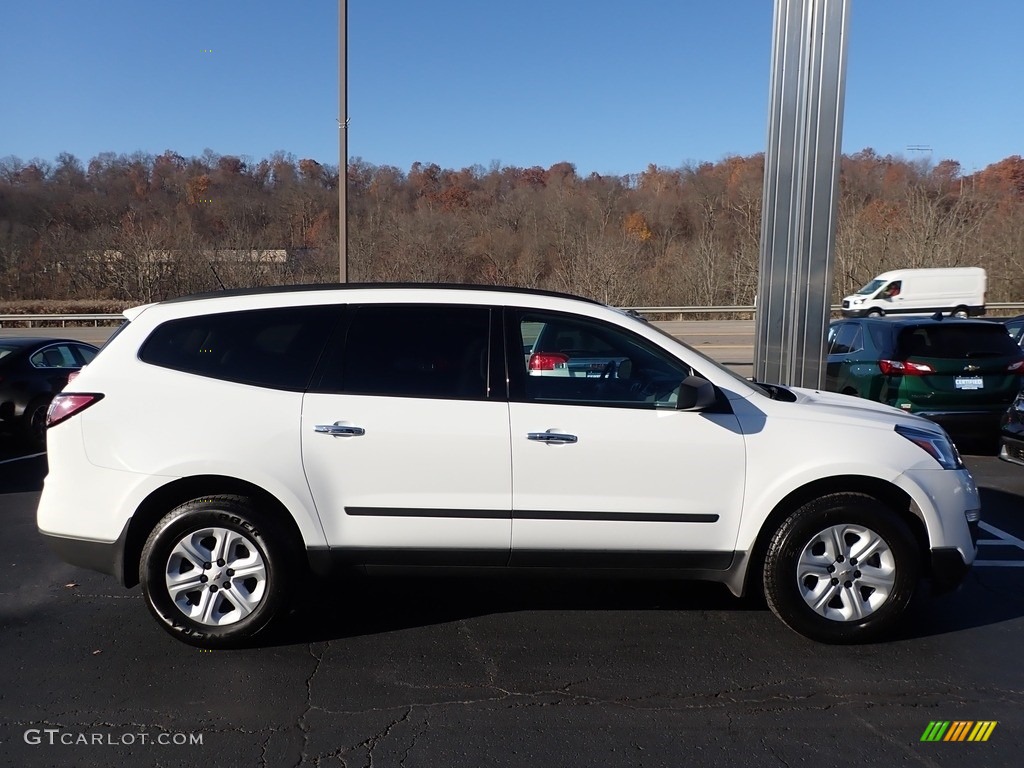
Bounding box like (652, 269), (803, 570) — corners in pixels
(840, 267), (986, 318)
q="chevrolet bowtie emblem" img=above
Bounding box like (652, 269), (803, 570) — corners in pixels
(963, 365), (980, 372)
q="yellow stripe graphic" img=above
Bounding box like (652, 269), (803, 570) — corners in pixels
(969, 721), (997, 742)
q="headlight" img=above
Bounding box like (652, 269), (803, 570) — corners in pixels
(895, 424), (964, 469)
(852, 297), (863, 305)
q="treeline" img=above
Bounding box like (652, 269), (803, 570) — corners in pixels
(1, 149), (1022, 307)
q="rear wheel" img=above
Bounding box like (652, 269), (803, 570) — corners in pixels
(763, 493), (920, 643)
(866, 309), (883, 318)
(952, 306), (969, 318)
(140, 495), (295, 648)
(20, 396), (50, 450)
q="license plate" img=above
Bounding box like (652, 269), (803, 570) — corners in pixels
(955, 376), (983, 390)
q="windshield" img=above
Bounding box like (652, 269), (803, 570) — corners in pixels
(856, 279), (886, 296)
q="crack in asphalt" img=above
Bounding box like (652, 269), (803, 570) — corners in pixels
(398, 712), (430, 768)
(457, 620), (499, 686)
(762, 738), (792, 767)
(354, 706), (412, 768)
(294, 641), (327, 768)
(857, 715), (944, 768)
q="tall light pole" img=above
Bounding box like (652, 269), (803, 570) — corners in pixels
(338, 0), (348, 283)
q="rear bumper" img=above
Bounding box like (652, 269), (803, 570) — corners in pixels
(38, 521), (130, 583)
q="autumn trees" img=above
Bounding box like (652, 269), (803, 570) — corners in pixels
(0, 148), (1022, 307)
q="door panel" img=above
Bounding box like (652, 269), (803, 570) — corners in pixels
(505, 307), (746, 559)
(300, 303), (512, 555)
(301, 395), (512, 551)
(509, 402), (745, 555)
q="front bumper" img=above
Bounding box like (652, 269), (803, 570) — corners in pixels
(912, 410), (1005, 441)
(999, 432), (1024, 466)
(930, 547), (972, 594)
(840, 307), (869, 318)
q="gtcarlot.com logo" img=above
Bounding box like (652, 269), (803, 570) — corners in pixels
(24, 729), (203, 747)
(920, 721), (997, 742)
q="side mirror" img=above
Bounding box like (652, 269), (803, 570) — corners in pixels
(676, 375), (717, 411)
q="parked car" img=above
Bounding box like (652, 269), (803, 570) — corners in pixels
(0, 337), (99, 449)
(1001, 314), (1024, 348)
(39, 285), (980, 648)
(825, 317), (1024, 446)
(998, 392), (1024, 466)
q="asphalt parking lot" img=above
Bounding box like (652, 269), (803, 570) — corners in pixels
(2, 321), (1024, 766)
(2, 439), (1023, 767)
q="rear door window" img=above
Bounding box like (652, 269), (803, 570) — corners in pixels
(29, 344), (81, 369)
(828, 324), (862, 355)
(312, 304), (496, 400)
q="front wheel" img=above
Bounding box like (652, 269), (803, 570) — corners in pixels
(140, 496), (294, 648)
(763, 493), (920, 643)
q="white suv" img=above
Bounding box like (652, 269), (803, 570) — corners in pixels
(37, 285), (980, 647)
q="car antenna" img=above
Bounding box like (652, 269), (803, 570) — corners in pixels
(931, 311), (944, 321)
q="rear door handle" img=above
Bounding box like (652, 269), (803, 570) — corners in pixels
(315, 423), (366, 437)
(527, 431), (578, 444)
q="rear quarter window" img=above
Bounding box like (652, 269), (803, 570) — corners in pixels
(897, 324), (1023, 359)
(139, 306), (340, 390)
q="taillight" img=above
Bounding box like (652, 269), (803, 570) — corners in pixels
(529, 352), (569, 371)
(1008, 359), (1024, 373)
(879, 359), (935, 376)
(47, 393), (104, 428)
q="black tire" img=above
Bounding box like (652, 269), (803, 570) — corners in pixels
(139, 495), (294, 648)
(763, 493), (920, 643)
(20, 396), (51, 450)
(866, 309), (883, 318)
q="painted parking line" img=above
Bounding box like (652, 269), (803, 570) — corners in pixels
(974, 522), (1024, 567)
(0, 452), (45, 466)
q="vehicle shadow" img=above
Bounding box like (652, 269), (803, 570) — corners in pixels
(268, 481), (1024, 647)
(0, 447), (46, 493)
(265, 570), (754, 647)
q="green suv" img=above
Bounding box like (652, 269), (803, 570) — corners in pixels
(825, 317), (1024, 446)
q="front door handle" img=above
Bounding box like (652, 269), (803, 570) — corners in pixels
(315, 423), (366, 437)
(527, 431), (578, 444)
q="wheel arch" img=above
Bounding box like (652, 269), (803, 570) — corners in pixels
(122, 475), (306, 588)
(740, 474), (929, 597)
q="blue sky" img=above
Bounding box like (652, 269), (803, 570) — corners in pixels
(3, 1), (1021, 176)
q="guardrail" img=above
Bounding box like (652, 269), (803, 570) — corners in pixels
(2, 303), (1023, 327)
(0, 313), (125, 328)
(625, 302), (1024, 320)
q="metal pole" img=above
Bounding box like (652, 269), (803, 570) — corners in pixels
(338, 0), (348, 283)
(755, 0), (850, 388)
